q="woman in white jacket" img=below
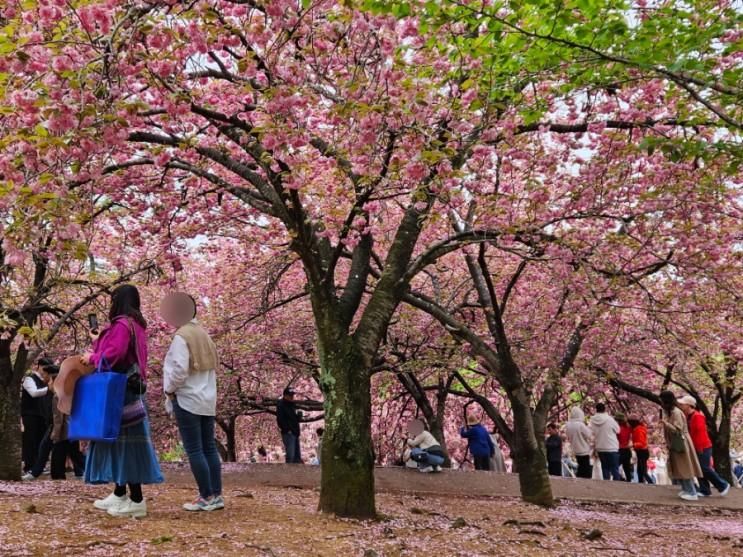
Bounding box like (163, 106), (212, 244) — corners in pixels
(565, 407), (593, 479)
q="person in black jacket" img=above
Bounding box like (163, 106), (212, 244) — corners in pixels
(276, 387), (302, 463)
(21, 358), (54, 473)
(545, 422), (563, 477)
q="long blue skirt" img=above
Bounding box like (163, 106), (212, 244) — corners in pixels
(84, 393), (164, 486)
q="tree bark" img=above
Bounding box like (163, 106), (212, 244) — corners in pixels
(506, 381), (554, 507)
(712, 405), (733, 484)
(0, 339), (25, 481)
(317, 334), (376, 518)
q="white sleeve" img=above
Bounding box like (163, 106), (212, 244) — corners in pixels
(23, 376), (48, 398)
(163, 335), (190, 394)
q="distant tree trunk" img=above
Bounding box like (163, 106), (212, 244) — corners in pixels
(503, 369), (554, 507)
(711, 404), (733, 484)
(217, 417), (238, 462)
(317, 334), (375, 518)
(0, 339), (27, 481)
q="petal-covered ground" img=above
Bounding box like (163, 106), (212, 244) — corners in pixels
(1, 472), (741, 556)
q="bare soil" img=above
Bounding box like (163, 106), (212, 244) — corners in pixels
(1, 465), (740, 556)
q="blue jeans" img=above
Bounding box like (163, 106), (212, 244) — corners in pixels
(173, 399), (222, 499)
(282, 432), (302, 463)
(680, 478), (697, 495)
(697, 448), (728, 495)
(598, 451), (622, 481)
(411, 448), (445, 469)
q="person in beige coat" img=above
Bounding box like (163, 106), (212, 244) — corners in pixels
(659, 390), (702, 501)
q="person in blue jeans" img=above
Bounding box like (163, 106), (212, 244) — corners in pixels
(589, 403), (622, 481)
(406, 419), (445, 472)
(460, 415), (495, 471)
(162, 292), (223, 512)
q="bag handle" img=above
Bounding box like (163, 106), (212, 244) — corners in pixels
(95, 356), (112, 374)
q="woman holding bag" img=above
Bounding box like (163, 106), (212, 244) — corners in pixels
(81, 284), (163, 518)
(659, 390), (702, 501)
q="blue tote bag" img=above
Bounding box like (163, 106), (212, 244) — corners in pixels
(68, 358), (127, 442)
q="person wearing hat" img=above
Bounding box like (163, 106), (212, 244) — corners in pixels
(460, 415), (495, 471)
(615, 413), (634, 482)
(677, 395), (730, 497)
(276, 387), (302, 463)
(659, 391), (702, 500)
(21, 357), (54, 473)
(162, 292), (222, 512)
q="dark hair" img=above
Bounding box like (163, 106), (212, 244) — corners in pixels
(628, 418), (640, 427)
(547, 422), (557, 430)
(257, 445), (267, 457)
(109, 284), (147, 328)
(595, 403), (606, 413)
(37, 357), (54, 368)
(659, 390), (677, 414)
(316, 427), (324, 436)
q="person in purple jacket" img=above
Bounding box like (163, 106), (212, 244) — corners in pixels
(460, 415), (495, 471)
(81, 285), (163, 518)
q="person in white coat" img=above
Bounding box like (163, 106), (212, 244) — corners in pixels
(589, 402), (622, 481)
(565, 407), (593, 479)
(162, 292), (222, 512)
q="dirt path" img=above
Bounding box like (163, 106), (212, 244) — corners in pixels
(194, 463), (743, 510)
(1, 465), (741, 556)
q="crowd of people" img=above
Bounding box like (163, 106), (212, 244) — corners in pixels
(18, 286), (740, 519)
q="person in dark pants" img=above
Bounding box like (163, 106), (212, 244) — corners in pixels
(677, 395), (730, 497)
(460, 415), (495, 471)
(21, 358), (54, 473)
(24, 364), (84, 480)
(545, 423), (563, 477)
(566, 407), (593, 479)
(277, 387), (302, 463)
(616, 413), (634, 482)
(629, 416), (653, 484)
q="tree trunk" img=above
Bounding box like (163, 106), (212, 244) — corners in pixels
(317, 336), (375, 518)
(712, 405), (733, 484)
(0, 340), (24, 481)
(508, 387), (554, 507)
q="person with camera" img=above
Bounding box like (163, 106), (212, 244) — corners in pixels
(81, 284), (163, 518)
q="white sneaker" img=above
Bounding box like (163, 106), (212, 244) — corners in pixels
(21, 473), (37, 481)
(679, 493), (698, 501)
(108, 499), (147, 518)
(720, 483), (731, 497)
(209, 495), (225, 510)
(93, 493), (129, 511)
(433, 465), (442, 472)
(419, 466), (433, 473)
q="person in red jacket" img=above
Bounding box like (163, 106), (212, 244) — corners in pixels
(628, 416), (652, 484)
(616, 413), (634, 482)
(677, 395), (730, 497)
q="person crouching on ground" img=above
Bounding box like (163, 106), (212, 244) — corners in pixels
(407, 419), (445, 472)
(461, 415), (495, 471)
(677, 395), (730, 497)
(81, 284), (163, 518)
(162, 292), (223, 512)
(659, 390), (702, 501)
